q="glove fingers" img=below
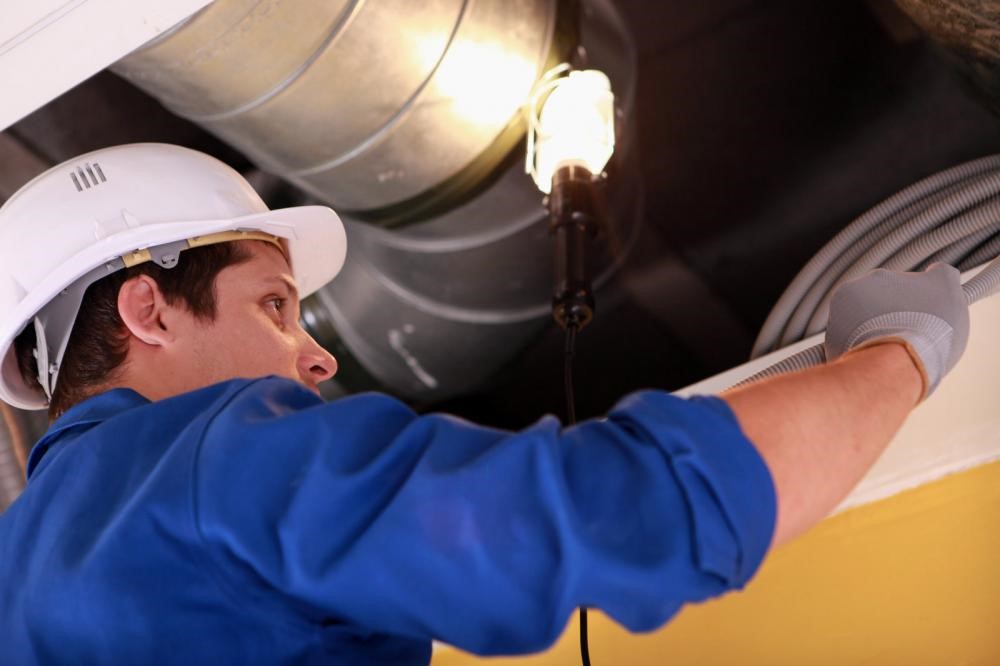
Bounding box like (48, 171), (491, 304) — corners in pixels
(825, 264), (970, 397)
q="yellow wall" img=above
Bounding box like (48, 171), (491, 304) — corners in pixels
(433, 459), (1000, 666)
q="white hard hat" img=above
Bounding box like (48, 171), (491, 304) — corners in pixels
(0, 143), (347, 410)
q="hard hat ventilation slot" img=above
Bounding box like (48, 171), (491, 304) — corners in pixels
(70, 163), (106, 192)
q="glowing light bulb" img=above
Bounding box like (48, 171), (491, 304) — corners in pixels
(528, 69), (615, 194)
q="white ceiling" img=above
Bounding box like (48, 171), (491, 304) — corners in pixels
(0, 0), (211, 131)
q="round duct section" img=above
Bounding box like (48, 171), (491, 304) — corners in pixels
(114, 0), (560, 218)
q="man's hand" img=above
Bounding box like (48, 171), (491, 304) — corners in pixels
(824, 264), (970, 400)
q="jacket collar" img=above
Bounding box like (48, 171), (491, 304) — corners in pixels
(26, 389), (150, 479)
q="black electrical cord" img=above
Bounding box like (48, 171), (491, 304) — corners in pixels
(562, 322), (592, 666)
(540, 155), (609, 664)
(579, 608), (591, 666)
(563, 323), (578, 425)
(548, 162), (601, 666)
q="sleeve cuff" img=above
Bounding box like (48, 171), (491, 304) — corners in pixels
(609, 390), (777, 589)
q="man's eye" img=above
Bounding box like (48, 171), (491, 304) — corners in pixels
(267, 298), (286, 313)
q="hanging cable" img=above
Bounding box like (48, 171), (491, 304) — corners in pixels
(561, 321), (591, 666)
(548, 165), (599, 666)
(564, 324), (578, 425)
(547, 161), (599, 666)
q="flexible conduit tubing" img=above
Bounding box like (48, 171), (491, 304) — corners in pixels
(919, 224), (997, 269)
(801, 192), (1000, 336)
(779, 177), (995, 343)
(742, 154), (1000, 386)
(751, 155), (1000, 358)
(880, 200), (1000, 273)
(959, 233), (1000, 272)
(738, 253), (1000, 386)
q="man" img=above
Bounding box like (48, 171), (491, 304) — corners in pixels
(0, 143), (968, 664)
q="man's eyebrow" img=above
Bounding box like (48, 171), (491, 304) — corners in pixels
(262, 276), (300, 299)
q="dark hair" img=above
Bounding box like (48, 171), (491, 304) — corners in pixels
(14, 242), (252, 420)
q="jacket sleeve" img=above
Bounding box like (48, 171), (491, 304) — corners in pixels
(191, 377), (776, 655)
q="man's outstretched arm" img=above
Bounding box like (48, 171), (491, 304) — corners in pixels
(724, 263), (970, 547)
(723, 342), (921, 546)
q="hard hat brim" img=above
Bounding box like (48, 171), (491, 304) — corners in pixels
(0, 204), (346, 410)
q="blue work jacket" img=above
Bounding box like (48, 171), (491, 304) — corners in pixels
(0, 377), (775, 665)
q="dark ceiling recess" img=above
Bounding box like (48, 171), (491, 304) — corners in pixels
(3, 1), (1000, 432)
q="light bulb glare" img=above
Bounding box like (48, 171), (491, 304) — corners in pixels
(528, 69), (615, 194)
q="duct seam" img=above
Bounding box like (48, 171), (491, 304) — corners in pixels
(169, 1), (366, 124)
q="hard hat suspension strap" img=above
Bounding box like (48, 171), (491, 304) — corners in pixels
(121, 240), (189, 270)
(120, 230), (285, 269)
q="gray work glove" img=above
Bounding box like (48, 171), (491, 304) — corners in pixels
(824, 263), (969, 400)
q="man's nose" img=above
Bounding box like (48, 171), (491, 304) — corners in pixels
(298, 335), (338, 387)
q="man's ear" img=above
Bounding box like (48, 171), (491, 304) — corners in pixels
(117, 275), (176, 347)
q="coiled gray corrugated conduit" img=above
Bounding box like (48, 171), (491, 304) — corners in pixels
(741, 155), (1000, 386)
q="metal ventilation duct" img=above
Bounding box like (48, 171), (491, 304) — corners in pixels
(112, 0), (639, 402)
(114, 0), (559, 217)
